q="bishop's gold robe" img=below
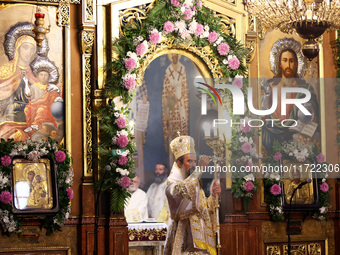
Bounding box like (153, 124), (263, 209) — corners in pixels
(164, 163), (217, 255)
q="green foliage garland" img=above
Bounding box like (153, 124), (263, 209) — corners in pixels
(100, 0), (247, 214)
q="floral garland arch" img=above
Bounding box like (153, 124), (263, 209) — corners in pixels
(263, 140), (331, 221)
(0, 139), (74, 235)
(99, 0), (247, 213)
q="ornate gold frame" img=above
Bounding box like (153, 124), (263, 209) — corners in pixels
(0, 2), (71, 153)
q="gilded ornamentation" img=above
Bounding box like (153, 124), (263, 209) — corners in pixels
(80, 30), (95, 176)
(81, 30), (95, 55)
(119, 2), (156, 36)
(266, 245), (280, 255)
(248, 16), (256, 33)
(246, 38), (256, 64)
(128, 228), (167, 241)
(308, 243), (322, 255)
(136, 39), (223, 88)
(57, 1), (70, 27)
(216, 14), (236, 37)
(283, 244), (306, 255)
(85, 0), (94, 22)
(257, 19), (266, 40)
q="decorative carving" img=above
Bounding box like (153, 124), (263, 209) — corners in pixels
(128, 228), (167, 241)
(119, 2), (156, 36)
(80, 30), (95, 176)
(283, 244), (306, 255)
(57, 1), (70, 27)
(216, 13), (236, 37)
(308, 243), (321, 255)
(257, 19), (267, 40)
(246, 38), (256, 64)
(85, 0), (94, 22)
(248, 15), (256, 33)
(266, 245), (281, 255)
(136, 39), (223, 88)
(81, 30), (95, 55)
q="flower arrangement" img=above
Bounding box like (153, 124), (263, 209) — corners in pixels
(0, 138), (73, 235)
(228, 118), (260, 211)
(100, 0), (247, 214)
(98, 98), (135, 213)
(263, 140), (331, 221)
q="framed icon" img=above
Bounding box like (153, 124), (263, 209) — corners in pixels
(11, 157), (59, 214)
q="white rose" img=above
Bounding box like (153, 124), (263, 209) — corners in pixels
(223, 59), (228, 65)
(244, 174), (254, 182)
(202, 31), (209, 38)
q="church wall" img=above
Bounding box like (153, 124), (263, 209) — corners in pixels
(0, 2), (82, 254)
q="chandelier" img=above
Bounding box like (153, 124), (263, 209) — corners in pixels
(244, 0), (340, 60)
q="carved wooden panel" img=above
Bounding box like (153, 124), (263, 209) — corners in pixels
(264, 241), (325, 255)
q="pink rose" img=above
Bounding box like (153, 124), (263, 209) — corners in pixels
(195, 24), (204, 36)
(241, 142), (252, 154)
(124, 77), (136, 90)
(1, 155), (11, 167)
(229, 57), (240, 70)
(240, 123), (251, 133)
(320, 182), (329, 193)
(244, 181), (254, 192)
(149, 32), (160, 45)
(118, 156), (128, 166)
(55, 150), (66, 163)
(66, 188), (74, 200)
(193, 6), (196, 11)
(217, 43), (230, 56)
(117, 117), (126, 129)
(207, 31), (218, 43)
(0, 191), (12, 204)
(125, 58), (137, 70)
(163, 21), (175, 33)
(316, 153), (325, 163)
(120, 176), (131, 188)
(171, 0), (180, 7)
(270, 184), (281, 196)
(232, 78), (243, 88)
(183, 9), (193, 20)
(273, 152), (282, 162)
(197, 0), (202, 9)
(136, 43), (147, 56)
(117, 135), (129, 148)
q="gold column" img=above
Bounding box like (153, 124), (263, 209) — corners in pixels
(81, 0), (96, 177)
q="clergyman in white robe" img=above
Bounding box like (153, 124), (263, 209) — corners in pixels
(124, 188), (148, 222)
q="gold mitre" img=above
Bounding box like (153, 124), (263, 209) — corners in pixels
(170, 132), (196, 160)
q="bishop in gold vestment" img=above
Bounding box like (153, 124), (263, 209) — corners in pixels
(164, 135), (221, 255)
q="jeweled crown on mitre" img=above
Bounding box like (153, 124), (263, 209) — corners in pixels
(170, 132), (196, 160)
